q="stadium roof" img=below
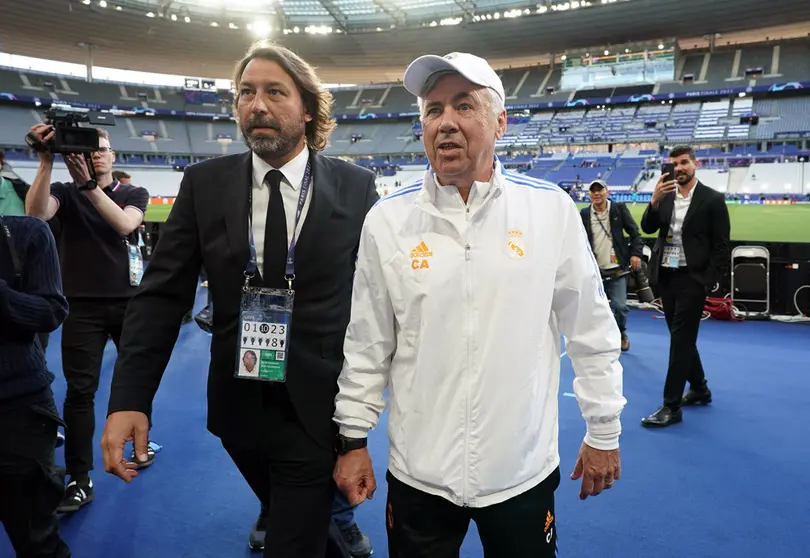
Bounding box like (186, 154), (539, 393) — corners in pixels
(1, 0), (808, 84)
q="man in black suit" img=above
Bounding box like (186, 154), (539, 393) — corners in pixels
(99, 41), (378, 558)
(640, 145), (730, 427)
(580, 179), (644, 351)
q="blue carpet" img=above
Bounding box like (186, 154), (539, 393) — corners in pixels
(1, 290), (808, 557)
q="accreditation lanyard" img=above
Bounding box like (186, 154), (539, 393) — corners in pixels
(594, 205), (612, 240)
(244, 158), (312, 290)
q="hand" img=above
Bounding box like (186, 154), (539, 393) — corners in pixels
(64, 153), (93, 186)
(100, 411), (151, 483)
(630, 256), (642, 271)
(334, 447), (376, 506)
(650, 176), (676, 209)
(570, 442), (621, 500)
(29, 123), (55, 163)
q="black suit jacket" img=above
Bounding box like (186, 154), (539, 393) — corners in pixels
(640, 181), (730, 289)
(580, 201), (644, 271)
(107, 150), (378, 450)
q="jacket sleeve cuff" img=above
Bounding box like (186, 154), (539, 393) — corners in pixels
(338, 425), (369, 439)
(584, 419), (621, 451)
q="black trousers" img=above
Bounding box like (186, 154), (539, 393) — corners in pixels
(61, 297), (129, 476)
(221, 385), (347, 558)
(0, 399), (71, 557)
(659, 268), (708, 409)
(386, 467), (561, 558)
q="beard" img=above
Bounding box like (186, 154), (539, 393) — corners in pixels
(676, 171), (693, 185)
(241, 115), (305, 161)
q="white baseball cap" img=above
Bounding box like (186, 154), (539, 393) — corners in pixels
(403, 52), (505, 103)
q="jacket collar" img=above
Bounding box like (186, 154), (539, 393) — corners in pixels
(417, 155), (506, 213)
(682, 180), (707, 231)
(224, 149), (335, 281)
(251, 145), (310, 192)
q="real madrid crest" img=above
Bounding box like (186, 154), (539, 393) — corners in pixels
(504, 229), (527, 260)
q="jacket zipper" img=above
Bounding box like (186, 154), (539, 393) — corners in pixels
(462, 204), (473, 507)
(417, 189), (497, 507)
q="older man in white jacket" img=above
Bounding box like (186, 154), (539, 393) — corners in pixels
(333, 52), (626, 557)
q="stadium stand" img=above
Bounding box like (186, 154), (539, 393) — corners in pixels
(2, 39), (810, 200)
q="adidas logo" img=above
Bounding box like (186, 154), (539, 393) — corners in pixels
(410, 241), (433, 259)
(410, 241), (432, 270)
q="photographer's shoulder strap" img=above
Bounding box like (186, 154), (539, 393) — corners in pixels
(0, 216), (23, 284)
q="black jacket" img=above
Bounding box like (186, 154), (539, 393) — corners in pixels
(640, 181), (731, 288)
(107, 150), (378, 450)
(580, 201), (644, 271)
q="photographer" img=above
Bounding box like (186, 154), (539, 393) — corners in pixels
(0, 214), (70, 557)
(25, 123), (152, 513)
(580, 179), (644, 351)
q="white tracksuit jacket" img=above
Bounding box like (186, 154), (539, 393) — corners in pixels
(334, 162), (626, 508)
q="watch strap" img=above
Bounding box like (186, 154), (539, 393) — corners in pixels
(335, 434), (367, 455)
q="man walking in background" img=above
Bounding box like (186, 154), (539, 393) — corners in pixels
(640, 145), (730, 427)
(580, 179), (644, 351)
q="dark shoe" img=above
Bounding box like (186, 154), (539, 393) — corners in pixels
(340, 523), (373, 557)
(682, 388), (712, 406)
(641, 406), (683, 428)
(57, 478), (94, 513)
(194, 304), (213, 333)
(55, 431), (65, 448)
(620, 332), (630, 352)
(129, 444), (157, 470)
(248, 507), (268, 552)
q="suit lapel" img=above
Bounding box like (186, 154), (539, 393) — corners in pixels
(293, 152), (336, 259)
(224, 151), (254, 276)
(682, 182), (706, 232)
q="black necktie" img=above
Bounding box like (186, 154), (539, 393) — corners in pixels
(262, 169), (287, 286)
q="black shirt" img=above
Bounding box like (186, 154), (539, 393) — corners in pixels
(0, 216), (68, 408)
(51, 180), (149, 298)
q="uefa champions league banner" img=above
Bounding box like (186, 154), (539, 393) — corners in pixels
(1, 81), (808, 121)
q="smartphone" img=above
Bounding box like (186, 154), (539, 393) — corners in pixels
(661, 163), (676, 182)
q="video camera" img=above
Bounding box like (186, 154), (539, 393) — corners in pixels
(25, 106), (116, 155)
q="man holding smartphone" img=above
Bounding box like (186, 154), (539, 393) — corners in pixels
(640, 145), (730, 427)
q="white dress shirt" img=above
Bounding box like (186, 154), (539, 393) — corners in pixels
(664, 182), (695, 268)
(250, 146), (312, 274)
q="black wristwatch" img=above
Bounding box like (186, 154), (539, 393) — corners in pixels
(334, 434), (367, 455)
(77, 179), (98, 191)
